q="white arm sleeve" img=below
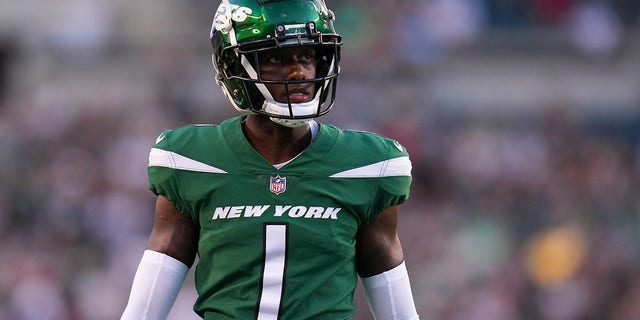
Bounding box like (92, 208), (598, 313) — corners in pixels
(361, 261), (419, 320)
(121, 250), (189, 320)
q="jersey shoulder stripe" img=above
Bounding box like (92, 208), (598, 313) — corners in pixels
(329, 156), (411, 178)
(149, 147), (228, 174)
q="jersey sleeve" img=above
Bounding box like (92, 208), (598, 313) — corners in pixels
(368, 138), (412, 222)
(147, 129), (196, 224)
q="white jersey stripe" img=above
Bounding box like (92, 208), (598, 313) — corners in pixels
(329, 156), (411, 178)
(148, 148), (227, 174)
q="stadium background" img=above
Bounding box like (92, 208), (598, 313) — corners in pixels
(1, 0), (639, 319)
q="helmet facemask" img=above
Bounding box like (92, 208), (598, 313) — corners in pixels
(210, 0), (342, 127)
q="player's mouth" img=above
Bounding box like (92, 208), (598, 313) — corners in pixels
(286, 87), (312, 103)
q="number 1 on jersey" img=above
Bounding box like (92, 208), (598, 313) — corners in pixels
(257, 223), (288, 320)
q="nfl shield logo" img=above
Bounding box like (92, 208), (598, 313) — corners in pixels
(270, 175), (287, 195)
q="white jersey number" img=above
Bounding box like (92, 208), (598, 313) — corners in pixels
(256, 223), (288, 320)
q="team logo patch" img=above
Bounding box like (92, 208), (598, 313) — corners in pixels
(270, 175), (287, 195)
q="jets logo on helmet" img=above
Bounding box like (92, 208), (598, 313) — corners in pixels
(210, 0), (342, 127)
(212, 4), (252, 35)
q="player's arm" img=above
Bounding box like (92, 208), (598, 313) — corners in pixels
(121, 196), (199, 320)
(146, 195), (199, 265)
(356, 205), (419, 320)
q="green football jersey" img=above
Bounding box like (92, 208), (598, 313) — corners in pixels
(148, 116), (412, 320)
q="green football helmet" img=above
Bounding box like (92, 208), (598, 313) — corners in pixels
(210, 0), (342, 127)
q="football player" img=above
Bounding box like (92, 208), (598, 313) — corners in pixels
(121, 0), (419, 319)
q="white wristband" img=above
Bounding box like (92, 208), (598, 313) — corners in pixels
(361, 261), (419, 320)
(121, 250), (189, 320)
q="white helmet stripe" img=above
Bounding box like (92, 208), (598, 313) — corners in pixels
(240, 55), (276, 102)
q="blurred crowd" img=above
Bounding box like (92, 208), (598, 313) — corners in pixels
(1, 0), (639, 319)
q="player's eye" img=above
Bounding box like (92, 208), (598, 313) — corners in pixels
(267, 55), (283, 64)
(299, 51), (315, 63)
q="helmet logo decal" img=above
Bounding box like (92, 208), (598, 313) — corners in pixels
(270, 175), (287, 195)
(213, 4), (252, 34)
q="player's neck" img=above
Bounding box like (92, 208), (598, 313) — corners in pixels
(242, 115), (312, 165)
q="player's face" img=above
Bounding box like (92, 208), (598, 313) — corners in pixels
(258, 46), (317, 104)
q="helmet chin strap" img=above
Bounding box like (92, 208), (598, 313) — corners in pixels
(265, 89), (322, 127)
(262, 90), (322, 127)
